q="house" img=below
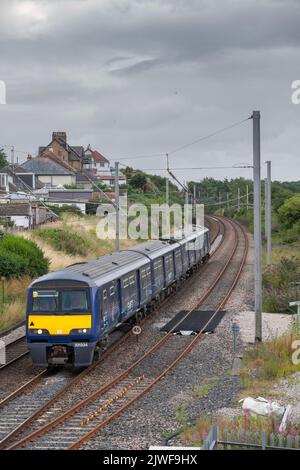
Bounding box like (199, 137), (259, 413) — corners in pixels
(0, 203), (48, 229)
(48, 189), (93, 214)
(0, 165), (44, 196)
(83, 147), (110, 175)
(21, 155), (76, 188)
(38, 132), (87, 170)
(97, 174), (127, 186)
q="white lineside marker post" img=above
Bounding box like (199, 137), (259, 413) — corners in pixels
(253, 110), (262, 342)
(289, 301), (300, 333)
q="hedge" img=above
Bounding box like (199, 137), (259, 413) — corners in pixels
(0, 235), (49, 278)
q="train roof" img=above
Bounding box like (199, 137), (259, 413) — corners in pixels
(124, 239), (180, 260)
(30, 226), (209, 288)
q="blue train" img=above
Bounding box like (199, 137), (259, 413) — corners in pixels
(26, 226), (210, 368)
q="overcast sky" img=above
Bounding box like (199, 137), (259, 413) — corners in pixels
(0, 0), (299, 182)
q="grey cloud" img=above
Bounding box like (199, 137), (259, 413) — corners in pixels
(0, 0), (299, 181)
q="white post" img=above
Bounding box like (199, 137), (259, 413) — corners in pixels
(246, 184), (249, 210)
(253, 110), (262, 342)
(237, 187), (240, 211)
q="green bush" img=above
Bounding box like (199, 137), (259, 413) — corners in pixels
(0, 235), (49, 278)
(278, 194), (300, 228)
(46, 205), (83, 217)
(0, 249), (28, 278)
(280, 220), (300, 244)
(35, 228), (88, 256)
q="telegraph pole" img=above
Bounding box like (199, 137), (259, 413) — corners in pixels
(185, 183), (189, 205)
(246, 184), (249, 210)
(266, 160), (272, 270)
(11, 145), (14, 169)
(166, 177), (169, 205)
(237, 187), (240, 211)
(253, 111), (262, 342)
(114, 161), (120, 252)
(227, 192), (229, 209)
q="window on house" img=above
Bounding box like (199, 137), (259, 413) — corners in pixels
(0, 174), (7, 187)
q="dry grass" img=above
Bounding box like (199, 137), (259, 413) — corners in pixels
(0, 276), (31, 330)
(239, 329), (300, 397)
(180, 413), (300, 447)
(0, 299), (26, 331)
(23, 216), (138, 270)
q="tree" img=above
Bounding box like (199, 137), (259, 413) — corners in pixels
(128, 172), (147, 190)
(0, 148), (8, 169)
(278, 194), (300, 228)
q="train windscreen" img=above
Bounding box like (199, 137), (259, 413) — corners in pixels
(31, 289), (89, 314)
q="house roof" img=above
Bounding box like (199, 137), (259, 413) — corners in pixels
(39, 134), (85, 162)
(99, 175), (126, 180)
(48, 189), (93, 201)
(86, 149), (110, 164)
(21, 156), (75, 176)
(1, 165), (44, 190)
(0, 203), (32, 217)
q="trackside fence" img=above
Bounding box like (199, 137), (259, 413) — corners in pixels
(203, 425), (300, 450)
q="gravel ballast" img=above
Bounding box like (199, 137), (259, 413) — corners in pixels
(81, 224), (253, 450)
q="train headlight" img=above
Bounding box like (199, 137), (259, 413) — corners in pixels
(29, 329), (49, 335)
(70, 328), (91, 335)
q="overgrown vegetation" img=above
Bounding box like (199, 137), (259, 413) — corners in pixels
(187, 176), (300, 313)
(0, 277), (31, 330)
(34, 227), (89, 256)
(46, 204), (84, 217)
(0, 235), (49, 278)
(123, 166), (184, 207)
(180, 413), (300, 447)
(239, 329), (300, 395)
(262, 258), (300, 312)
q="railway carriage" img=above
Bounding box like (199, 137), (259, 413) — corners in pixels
(26, 226), (210, 368)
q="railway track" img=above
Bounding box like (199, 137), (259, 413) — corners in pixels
(0, 335), (28, 371)
(1, 217), (247, 450)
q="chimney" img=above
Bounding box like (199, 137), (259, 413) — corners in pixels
(52, 132), (67, 144)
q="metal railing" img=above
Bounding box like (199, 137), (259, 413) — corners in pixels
(203, 425), (300, 450)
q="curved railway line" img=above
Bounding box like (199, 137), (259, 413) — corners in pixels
(0, 216), (248, 450)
